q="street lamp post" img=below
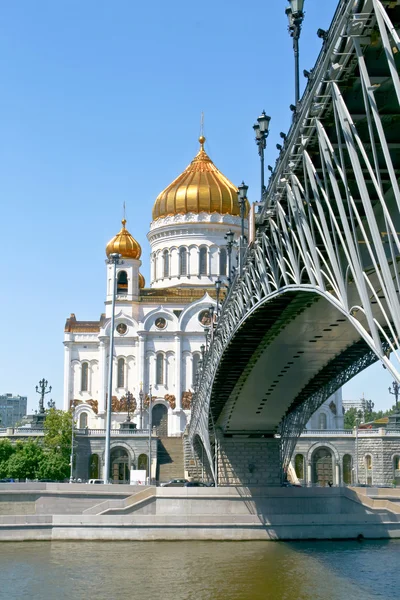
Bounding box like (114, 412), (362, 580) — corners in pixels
(35, 379), (52, 415)
(237, 182), (249, 276)
(69, 399), (76, 483)
(125, 391), (133, 422)
(204, 326), (210, 351)
(354, 416), (360, 485)
(139, 386), (144, 430)
(286, 0), (305, 106)
(225, 230), (235, 284)
(209, 305), (215, 342)
(253, 111), (271, 200)
(389, 381), (400, 409)
(148, 385), (153, 485)
(104, 252), (122, 484)
(215, 279), (222, 318)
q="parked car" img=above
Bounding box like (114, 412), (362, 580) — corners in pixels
(184, 481), (208, 487)
(160, 479), (188, 487)
(88, 479), (105, 484)
(0, 478), (14, 483)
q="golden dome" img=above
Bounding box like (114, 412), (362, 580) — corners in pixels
(139, 273), (145, 289)
(106, 219), (141, 259)
(152, 136), (249, 221)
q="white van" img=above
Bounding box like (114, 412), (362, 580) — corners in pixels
(88, 479), (105, 484)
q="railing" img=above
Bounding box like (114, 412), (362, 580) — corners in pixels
(302, 429), (400, 437)
(78, 428), (151, 436)
(0, 428), (152, 437)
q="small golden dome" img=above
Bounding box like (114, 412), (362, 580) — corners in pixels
(106, 219), (141, 259)
(152, 136), (249, 221)
(139, 273), (145, 289)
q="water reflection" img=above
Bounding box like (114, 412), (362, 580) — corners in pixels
(0, 540), (399, 600)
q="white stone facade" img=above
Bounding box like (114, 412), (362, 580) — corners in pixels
(63, 213), (244, 437)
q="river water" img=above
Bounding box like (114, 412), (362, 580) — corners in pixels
(0, 540), (399, 600)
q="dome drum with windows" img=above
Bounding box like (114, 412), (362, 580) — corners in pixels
(152, 136), (250, 220)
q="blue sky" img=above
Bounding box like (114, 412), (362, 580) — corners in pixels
(0, 0), (394, 413)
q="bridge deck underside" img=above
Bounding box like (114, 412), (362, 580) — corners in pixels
(212, 278), (395, 435)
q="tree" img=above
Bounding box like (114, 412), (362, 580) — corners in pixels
(344, 407), (362, 429)
(0, 439), (15, 478)
(36, 452), (70, 481)
(6, 441), (43, 480)
(43, 408), (72, 461)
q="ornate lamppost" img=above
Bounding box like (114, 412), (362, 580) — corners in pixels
(70, 399), (76, 483)
(126, 391), (133, 422)
(148, 384), (153, 485)
(225, 230), (235, 284)
(204, 326), (210, 351)
(253, 111), (271, 200)
(34, 378), (52, 428)
(104, 252), (123, 485)
(237, 182), (249, 276)
(208, 305), (215, 342)
(215, 279), (222, 319)
(285, 0), (305, 106)
(36, 379), (52, 415)
(389, 381), (399, 409)
(139, 385), (144, 430)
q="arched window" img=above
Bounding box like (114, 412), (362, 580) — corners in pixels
(156, 353), (164, 385)
(117, 358), (125, 388)
(81, 362), (89, 392)
(219, 248), (227, 277)
(394, 456), (400, 486)
(117, 270), (128, 294)
(343, 454), (352, 485)
(318, 412), (327, 430)
(138, 453), (149, 475)
(294, 454), (304, 480)
(365, 454), (373, 485)
(199, 247), (207, 275)
(192, 354), (200, 387)
(179, 247), (187, 276)
(153, 254), (157, 281)
(79, 412), (88, 429)
(163, 249), (169, 278)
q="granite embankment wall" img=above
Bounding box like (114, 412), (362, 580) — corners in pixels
(0, 484), (400, 541)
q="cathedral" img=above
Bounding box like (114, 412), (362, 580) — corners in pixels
(63, 135), (246, 439)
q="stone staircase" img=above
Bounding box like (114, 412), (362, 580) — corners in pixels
(156, 437), (184, 483)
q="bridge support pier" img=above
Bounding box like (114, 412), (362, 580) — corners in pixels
(216, 437), (281, 486)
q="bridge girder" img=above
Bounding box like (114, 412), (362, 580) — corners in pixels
(188, 0), (400, 481)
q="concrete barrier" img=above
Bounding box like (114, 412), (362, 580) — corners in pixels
(0, 485), (399, 541)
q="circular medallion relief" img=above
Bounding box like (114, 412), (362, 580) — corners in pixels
(155, 317), (167, 330)
(116, 323), (128, 335)
(198, 310), (212, 327)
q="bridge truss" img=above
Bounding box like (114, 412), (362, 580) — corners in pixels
(189, 0), (400, 479)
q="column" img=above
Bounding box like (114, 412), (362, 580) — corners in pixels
(335, 461), (340, 486)
(138, 334), (146, 391)
(98, 339), (107, 414)
(307, 461), (312, 486)
(63, 342), (71, 411)
(175, 334), (182, 410)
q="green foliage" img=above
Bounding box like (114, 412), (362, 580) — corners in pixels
(37, 452), (70, 481)
(0, 439), (15, 463)
(0, 439), (15, 478)
(344, 402), (399, 429)
(344, 408), (360, 429)
(6, 441), (44, 480)
(2, 409), (73, 481)
(43, 408), (72, 461)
